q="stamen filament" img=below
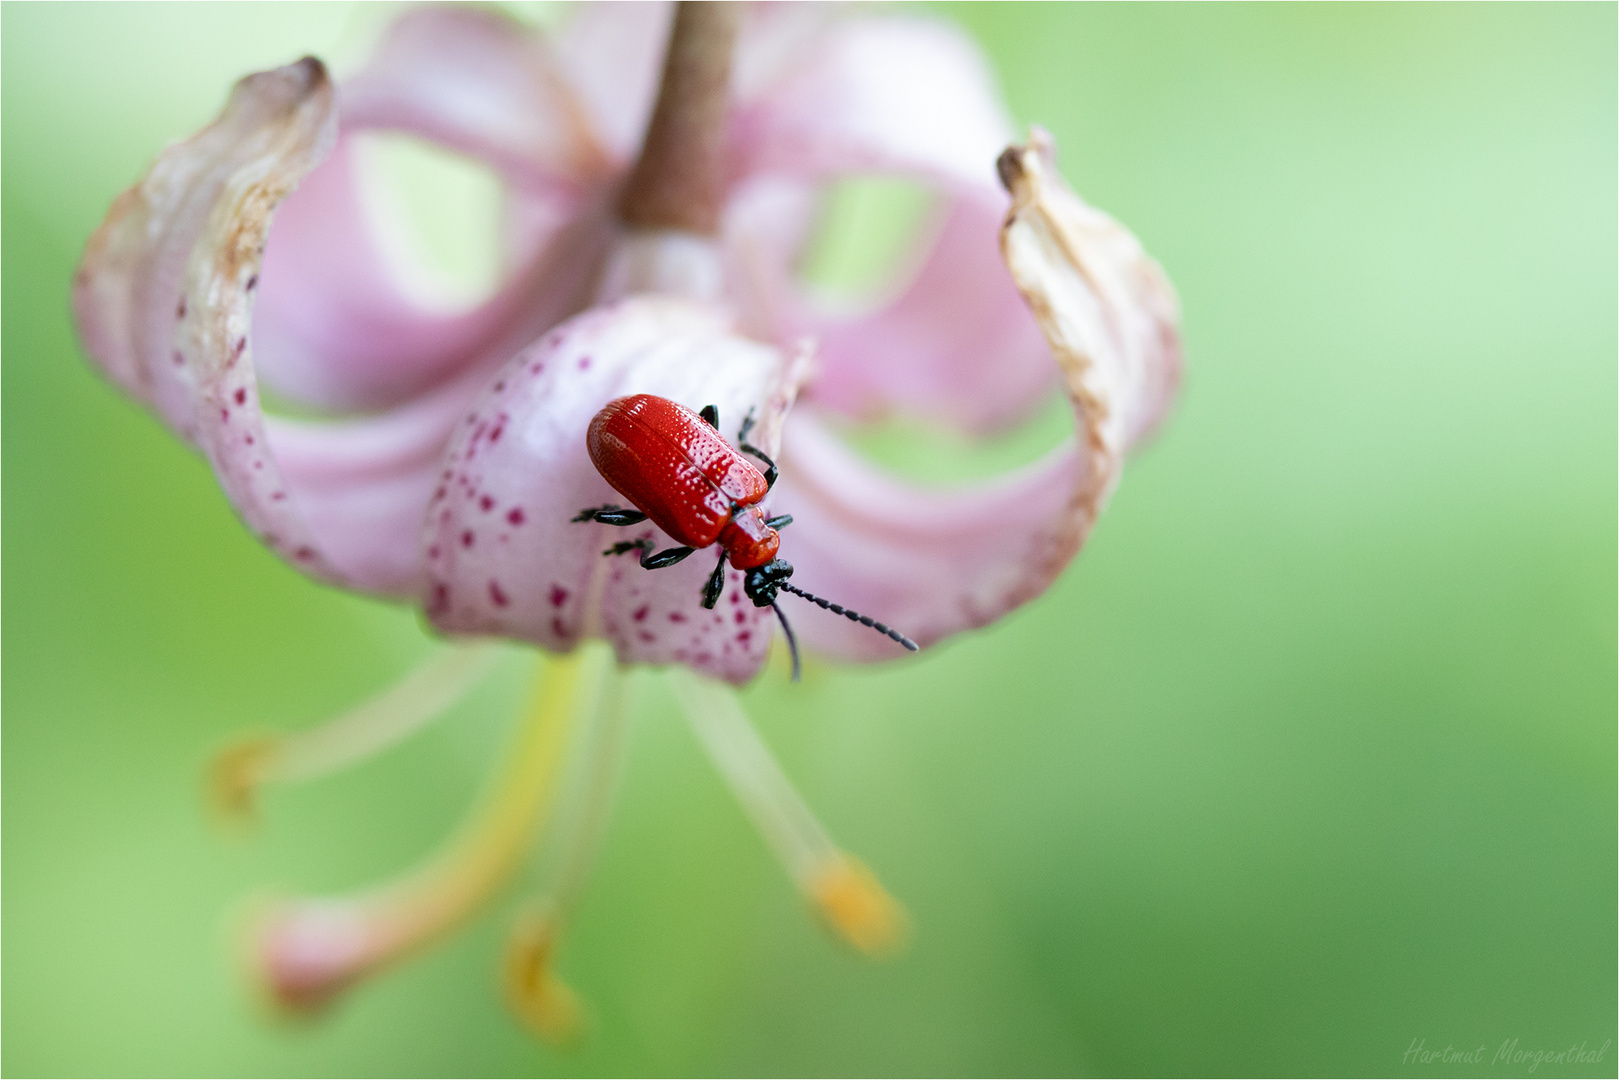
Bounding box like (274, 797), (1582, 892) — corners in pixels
(211, 642), (503, 819)
(667, 669), (908, 956)
(256, 644), (610, 1010)
(537, 666), (631, 914)
(504, 665), (631, 1044)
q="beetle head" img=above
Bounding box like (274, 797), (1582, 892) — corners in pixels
(743, 559), (794, 607)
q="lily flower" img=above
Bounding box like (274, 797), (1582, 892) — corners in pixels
(72, 1), (1180, 1041)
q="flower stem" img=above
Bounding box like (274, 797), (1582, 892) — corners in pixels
(617, 1), (739, 234)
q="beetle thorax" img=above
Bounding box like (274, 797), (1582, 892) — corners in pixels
(718, 503), (780, 570)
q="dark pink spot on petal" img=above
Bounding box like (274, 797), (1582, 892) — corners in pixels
(233, 388), (246, 405)
(294, 546), (316, 561)
(633, 605), (649, 622)
(219, 408), (230, 422)
(638, 630), (656, 643)
(176, 296), (187, 319)
(669, 611), (688, 623)
(549, 585), (569, 608)
(461, 530), (475, 548)
(506, 507), (525, 526)
(428, 583), (450, 615)
(551, 616), (567, 638)
(489, 581), (509, 607)
(479, 495), (495, 512)
(270, 491), (286, 501)
(734, 610), (747, 624)
(578, 355), (592, 370)
(493, 380), (505, 392)
(427, 544), (441, 559)
(171, 350), (184, 366)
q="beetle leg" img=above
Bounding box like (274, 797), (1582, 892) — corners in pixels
(603, 538), (696, 569)
(701, 550), (728, 609)
(735, 409), (779, 489)
(764, 514), (793, 530)
(641, 545), (696, 569)
(574, 504), (648, 526)
(741, 445), (778, 490)
(699, 404), (719, 429)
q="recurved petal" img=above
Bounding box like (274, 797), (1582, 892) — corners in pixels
(255, 3), (625, 414)
(253, 141), (614, 413)
(774, 131), (1182, 660)
(549, 1), (674, 165)
(72, 58), (353, 583)
(730, 14), (1011, 188)
(997, 129), (1183, 451)
(260, 363), (494, 595)
(728, 184), (1055, 433)
(724, 15), (1054, 432)
(422, 297), (811, 685)
(338, 5), (612, 193)
(258, 184), (614, 593)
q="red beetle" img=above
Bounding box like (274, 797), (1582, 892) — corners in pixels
(573, 393), (917, 677)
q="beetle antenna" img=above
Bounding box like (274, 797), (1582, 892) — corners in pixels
(776, 582), (919, 652)
(771, 602), (802, 682)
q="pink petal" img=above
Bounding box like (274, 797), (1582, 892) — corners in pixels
(727, 184), (1055, 433)
(423, 298), (810, 685)
(730, 15), (1011, 188)
(255, 5), (626, 414)
(771, 132), (1182, 660)
(771, 413), (1085, 660)
(338, 6), (613, 193)
(73, 59), (352, 584)
(998, 131), (1183, 452)
(724, 15), (1055, 432)
(261, 364), (494, 595)
(549, 1), (674, 165)
(253, 142), (613, 412)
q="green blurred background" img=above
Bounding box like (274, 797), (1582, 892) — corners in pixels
(4, 3), (1615, 1076)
